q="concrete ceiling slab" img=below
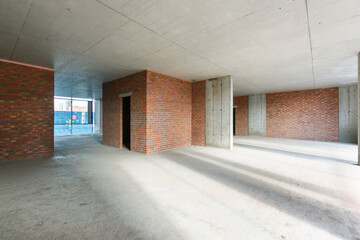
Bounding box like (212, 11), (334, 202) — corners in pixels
(1, 0), (360, 98)
(308, 0), (360, 87)
(0, 0), (32, 35)
(313, 56), (358, 87)
(0, 32), (17, 59)
(11, 35), (77, 70)
(126, 44), (230, 79)
(20, 0), (129, 54)
(82, 20), (173, 67)
(96, 0), (160, 19)
(233, 77), (259, 96)
(133, 0), (276, 42)
(55, 54), (139, 98)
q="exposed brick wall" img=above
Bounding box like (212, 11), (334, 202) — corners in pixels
(234, 96), (248, 136)
(0, 60), (54, 161)
(102, 71), (147, 153)
(103, 70), (193, 154)
(146, 71), (192, 153)
(266, 87), (339, 142)
(191, 80), (206, 146)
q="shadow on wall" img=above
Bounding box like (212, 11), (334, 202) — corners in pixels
(161, 151), (360, 240)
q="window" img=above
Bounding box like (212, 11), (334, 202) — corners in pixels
(54, 97), (94, 135)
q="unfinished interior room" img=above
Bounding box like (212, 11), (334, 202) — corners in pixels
(1, 0), (360, 239)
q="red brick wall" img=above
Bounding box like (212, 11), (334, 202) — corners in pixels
(0, 60), (54, 161)
(102, 71), (147, 153)
(191, 81), (206, 146)
(146, 71), (192, 153)
(234, 96), (248, 136)
(103, 70), (193, 154)
(266, 87), (339, 141)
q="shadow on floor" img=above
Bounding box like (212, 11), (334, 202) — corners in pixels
(186, 150), (359, 206)
(233, 143), (355, 165)
(162, 151), (360, 239)
(94, 135), (103, 144)
(0, 142), (185, 240)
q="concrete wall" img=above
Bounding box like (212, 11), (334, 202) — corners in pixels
(94, 99), (102, 134)
(205, 76), (233, 149)
(339, 85), (358, 143)
(248, 94), (266, 136)
(0, 59), (54, 161)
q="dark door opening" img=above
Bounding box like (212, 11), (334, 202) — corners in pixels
(123, 97), (131, 150)
(233, 108), (235, 135)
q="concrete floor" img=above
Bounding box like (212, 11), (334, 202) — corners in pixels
(0, 135), (360, 240)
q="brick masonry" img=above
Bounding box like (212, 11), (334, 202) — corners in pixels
(0, 60), (54, 161)
(266, 87), (339, 141)
(103, 70), (200, 154)
(105, 71), (340, 151)
(146, 71), (192, 153)
(233, 96), (248, 136)
(102, 71), (147, 153)
(191, 80), (206, 146)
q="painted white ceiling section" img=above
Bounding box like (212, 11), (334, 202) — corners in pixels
(0, 0), (359, 98)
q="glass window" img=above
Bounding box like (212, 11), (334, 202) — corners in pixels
(54, 98), (71, 135)
(54, 97), (94, 135)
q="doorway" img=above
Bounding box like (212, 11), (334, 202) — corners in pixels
(233, 108), (236, 135)
(122, 97), (131, 150)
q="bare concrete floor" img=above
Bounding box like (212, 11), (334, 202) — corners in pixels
(1, 135), (360, 240)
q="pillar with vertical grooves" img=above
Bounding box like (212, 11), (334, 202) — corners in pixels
(205, 76), (233, 149)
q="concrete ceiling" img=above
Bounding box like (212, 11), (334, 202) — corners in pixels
(0, 0), (359, 98)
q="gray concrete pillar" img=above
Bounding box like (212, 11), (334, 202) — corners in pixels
(339, 85), (358, 143)
(94, 99), (102, 134)
(205, 76), (233, 149)
(248, 94), (266, 136)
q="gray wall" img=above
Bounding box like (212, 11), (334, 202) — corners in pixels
(339, 85), (358, 143)
(94, 99), (102, 134)
(248, 94), (266, 136)
(205, 76), (233, 149)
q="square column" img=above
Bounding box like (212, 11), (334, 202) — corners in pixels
(205, 76), (233, 149)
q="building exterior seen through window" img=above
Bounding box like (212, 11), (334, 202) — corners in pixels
(54, 97), (94, 135)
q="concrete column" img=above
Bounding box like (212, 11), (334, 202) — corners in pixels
(339, 85), (358, 143)
(358, 53), (360, 165)
(94, 99), (102, 133)
(248, 94), (266, 136)
(205, 76), (233, 149)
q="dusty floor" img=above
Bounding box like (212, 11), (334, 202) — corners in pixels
(0, 135), (360, 240)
